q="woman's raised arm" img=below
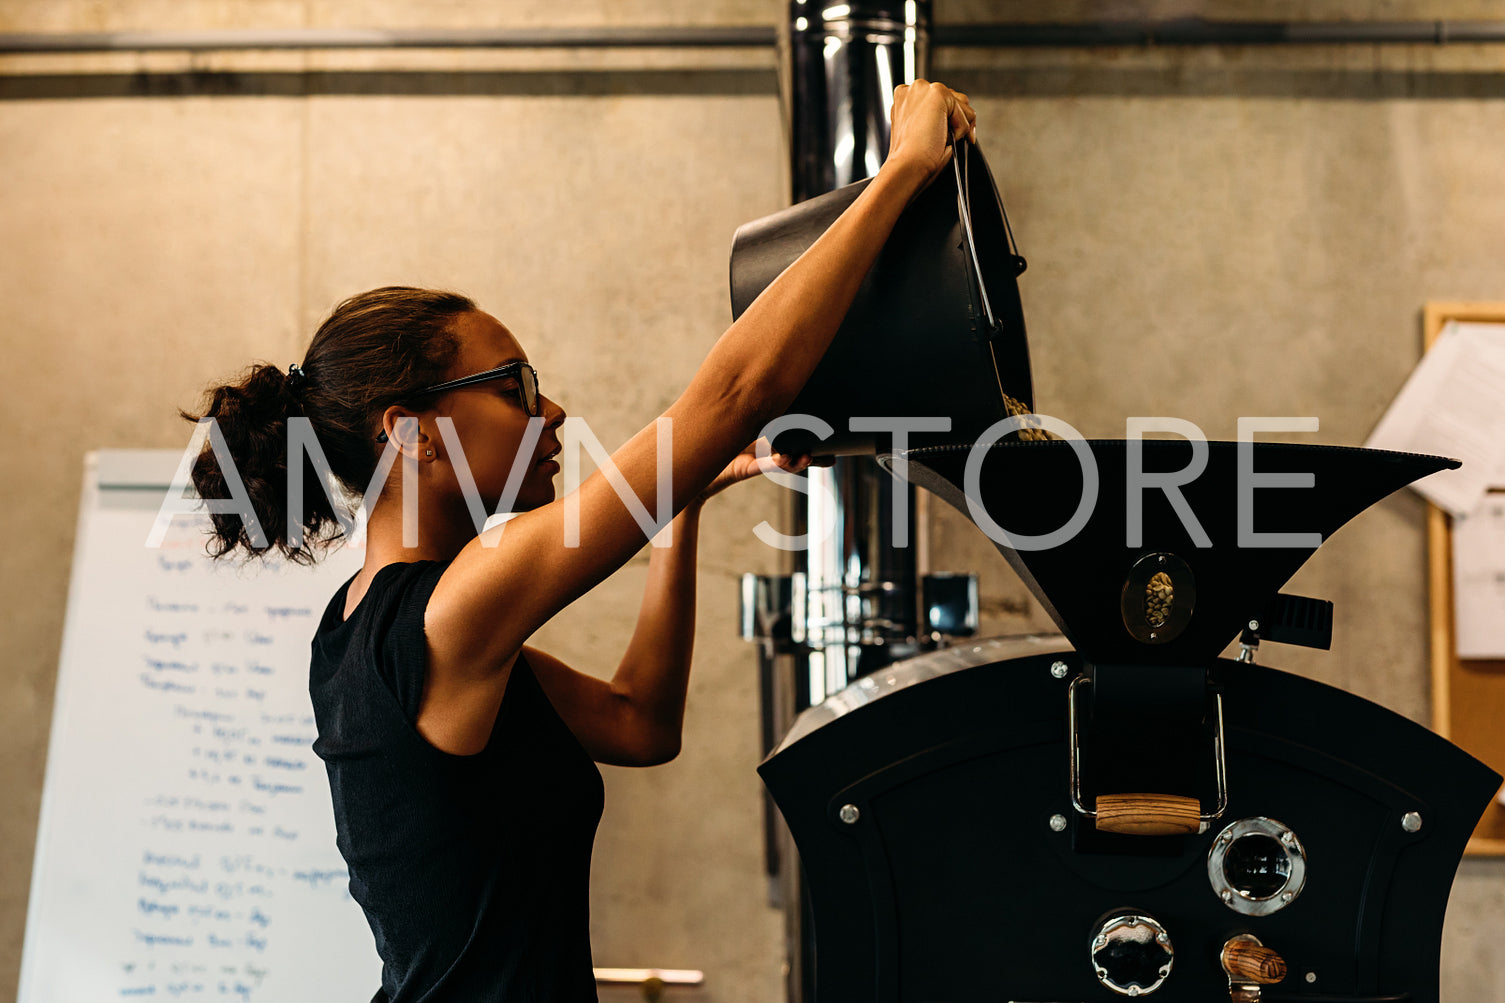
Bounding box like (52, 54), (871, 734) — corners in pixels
(424, 81), (978, 678)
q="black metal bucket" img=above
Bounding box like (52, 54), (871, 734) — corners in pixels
(728, 139), (1034, 456)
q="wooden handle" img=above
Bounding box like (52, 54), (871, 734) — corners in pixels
(1094, 793), (1202, 835)
(1222, 937), (1287, 984)
(593, 968), (704, 987)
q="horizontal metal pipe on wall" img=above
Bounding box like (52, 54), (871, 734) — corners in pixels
(935, 19), (1505, 46)
(0, 26), (776, 53)
(4, 20), (1505, 55)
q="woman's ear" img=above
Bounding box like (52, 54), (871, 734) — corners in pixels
(379, 408), (434, 460)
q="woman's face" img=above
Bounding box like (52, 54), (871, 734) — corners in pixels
(428, 310), (566, 514)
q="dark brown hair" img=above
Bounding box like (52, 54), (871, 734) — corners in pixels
(182, 286), (476, 562)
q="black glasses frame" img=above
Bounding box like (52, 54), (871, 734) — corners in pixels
(376, 362), (540, 442)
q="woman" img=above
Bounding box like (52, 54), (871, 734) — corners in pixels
(186, 81), (976, 1002)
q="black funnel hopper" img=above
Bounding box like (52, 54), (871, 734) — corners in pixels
(895, 439), (1458, 666)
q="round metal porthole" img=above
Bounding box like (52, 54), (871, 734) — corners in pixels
(1208, 817), (1307, 916)
(1090, 912), (1173, 996)
(1120, 552), (1196, 644)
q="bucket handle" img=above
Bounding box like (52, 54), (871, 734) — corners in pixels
(951, 137), (1027, 339)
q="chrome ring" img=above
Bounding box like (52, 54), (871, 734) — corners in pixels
(1090, 912), (1174, 996)
(1208, 816), (1307, 916)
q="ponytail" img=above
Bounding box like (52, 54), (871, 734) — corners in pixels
(181, 362), (333, 564)
(181, 286), (475, 562)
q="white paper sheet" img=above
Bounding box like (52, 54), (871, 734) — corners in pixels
(1453, 492), (1505, 659)
(1364, 321), (1505, 517)
(19, 452), (379, 1003)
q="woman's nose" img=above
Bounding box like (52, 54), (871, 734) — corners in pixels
(540, 394), (566, 427)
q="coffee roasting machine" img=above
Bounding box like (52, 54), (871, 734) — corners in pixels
(736, 4), (1503, 1001)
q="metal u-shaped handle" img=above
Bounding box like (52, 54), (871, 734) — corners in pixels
(950, 137), (1026, 339)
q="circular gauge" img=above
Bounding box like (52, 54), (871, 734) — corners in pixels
(1208, 817), (1307, 916)
(1090, 912), (1173, 996)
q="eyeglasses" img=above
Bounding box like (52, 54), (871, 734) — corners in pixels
(376, 361), (541, 441)
(410, 361), (540, 415)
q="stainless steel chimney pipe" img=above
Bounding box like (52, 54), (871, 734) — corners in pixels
(786, 0), (930, 709)
(776, 5), (930, 999)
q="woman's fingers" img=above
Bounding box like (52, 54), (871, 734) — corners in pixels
(886, 79), (978, 180)
(929, 81), (975, 142)
(695, 443), (827, 503)
(963, 101), (978, 143)
(948, 89), (977, 143)
(767, 452), (812, 475)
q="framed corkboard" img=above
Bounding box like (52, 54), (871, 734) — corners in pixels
(1424, 301), (1505, 855)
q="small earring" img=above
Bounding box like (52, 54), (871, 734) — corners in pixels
(425, 449), (434, 457)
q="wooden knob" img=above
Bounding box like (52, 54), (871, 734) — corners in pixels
(1222, 937), (1287, 984)
(1094, 793), (1202, 835)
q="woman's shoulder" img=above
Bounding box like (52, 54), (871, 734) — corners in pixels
(348, 560), (447, 616)
(311, 560), (451, 729)
(313, 560), (448, 651)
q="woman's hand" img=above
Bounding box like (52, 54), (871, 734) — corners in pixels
(884, 79), (977, 186)
(696, 440), (812, 504)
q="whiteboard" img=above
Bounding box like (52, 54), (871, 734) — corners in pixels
(19, 449), (379, 1002)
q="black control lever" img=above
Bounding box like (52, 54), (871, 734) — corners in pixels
(1240, 593), (1334, 655)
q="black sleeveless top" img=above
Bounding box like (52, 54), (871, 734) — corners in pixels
(309, 561), (604, 1002)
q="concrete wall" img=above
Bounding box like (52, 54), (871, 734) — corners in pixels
(1, 2), (1501, 1001)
